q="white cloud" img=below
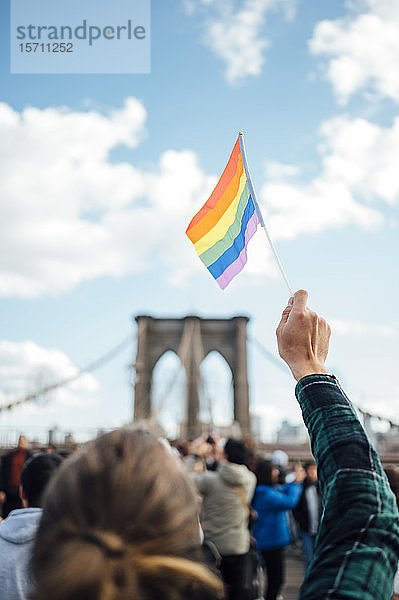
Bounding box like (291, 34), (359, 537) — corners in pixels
(264, 160), (300, 181)
(185, 0), (297, 84)
(0, 340), (99, 411)
(0, 100), (215, 297)
(259, 113), (399, 242)
(184, 0), (215, 14)
(262, 179), (380, 242)
(319, 116), (399, 204)
(0, 340), (106, 443)
(330, 318), (395, 337)
(1, 100), (398, 296)
(309, 0), (399, 104)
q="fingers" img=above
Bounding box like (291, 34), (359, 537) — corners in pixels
(276, 289), (308, 335)
(276, 304), (293, 334)
(319, 316), (331, 337)
(317, 316), (332, 362)
(292, 289), (308, 312)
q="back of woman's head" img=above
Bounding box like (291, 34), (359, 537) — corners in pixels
(255, 459), (274, 486)
(31, 428), (222, 600)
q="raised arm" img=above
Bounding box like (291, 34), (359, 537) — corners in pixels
(276, 290), (399, 600)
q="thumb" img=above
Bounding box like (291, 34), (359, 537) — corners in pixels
(292, 289), (308, 312)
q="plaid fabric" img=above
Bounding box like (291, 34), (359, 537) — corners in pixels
(296, 374), (399, 600)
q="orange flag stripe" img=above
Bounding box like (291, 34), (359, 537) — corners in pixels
(186, 155), (244, 243)
(186, 139), (241, 233)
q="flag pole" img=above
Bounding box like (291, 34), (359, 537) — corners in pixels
(238, 132), (294, 297)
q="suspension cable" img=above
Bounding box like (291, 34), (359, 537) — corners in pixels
(0, 334), (134, 414)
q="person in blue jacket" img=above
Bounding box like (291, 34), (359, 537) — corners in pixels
(252, 459), (303, 600)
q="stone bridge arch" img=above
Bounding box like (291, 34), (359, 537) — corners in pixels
(133, 315), (250, 438)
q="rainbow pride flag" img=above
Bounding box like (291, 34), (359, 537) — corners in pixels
(186, 134), (262, 289)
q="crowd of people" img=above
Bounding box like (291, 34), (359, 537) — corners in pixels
(182, 433), (322, 600)
(0, 289), (398, 600)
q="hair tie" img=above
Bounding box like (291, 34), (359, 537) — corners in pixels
(80, 531), (126, 558)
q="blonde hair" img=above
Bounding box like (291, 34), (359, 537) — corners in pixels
(31, 428), (223, 600)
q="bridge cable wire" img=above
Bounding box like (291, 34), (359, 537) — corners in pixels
(149, 319), (196, 423)
(248, 334), (399, 430)
(3, 327), (398, 433)
(248, 334), (290, 374)
(0, 334), (134, 414)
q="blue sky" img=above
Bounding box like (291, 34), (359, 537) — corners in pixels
(1, 0), (398, 443)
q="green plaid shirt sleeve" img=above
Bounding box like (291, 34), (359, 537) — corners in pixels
(296, 374), (399, 600)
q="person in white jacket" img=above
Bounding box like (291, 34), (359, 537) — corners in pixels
(192, 438), (256, 600)
(0, 452), (62, 600)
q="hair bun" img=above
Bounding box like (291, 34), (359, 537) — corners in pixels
(80, 530), (126, 558)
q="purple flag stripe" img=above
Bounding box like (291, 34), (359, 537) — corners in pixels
(215, 211), (259, 289)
